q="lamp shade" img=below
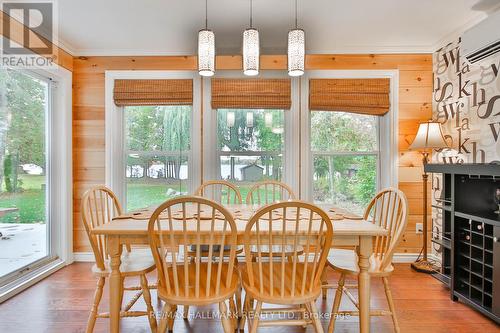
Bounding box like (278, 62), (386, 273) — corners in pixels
(409, 121), (448, 150)
(243, 28), (259, 76)
(226, 111), (235, 127)
(287, 28), (305, 77)
(198, 29), (215, 77)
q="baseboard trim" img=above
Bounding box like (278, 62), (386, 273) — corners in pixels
(74, 251), (435, 264)
(73, 252), (95, 262)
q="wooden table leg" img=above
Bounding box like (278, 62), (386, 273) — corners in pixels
(358, 236), (372, 333)
(108, 236), (123, 333)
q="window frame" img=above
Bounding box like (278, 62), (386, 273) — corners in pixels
(300, 70), (399, 201)
(202, 71), (300, 194)
(105, 71), (201, 209)
(0, 65), (72, 302)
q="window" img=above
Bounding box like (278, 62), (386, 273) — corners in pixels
(0, 69), (50, 280)
(124, 105), (191, 211)
(310, 111), (379, 214)
(217, 108), (285, 199)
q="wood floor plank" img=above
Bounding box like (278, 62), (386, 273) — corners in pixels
(0, 263), (498, 332)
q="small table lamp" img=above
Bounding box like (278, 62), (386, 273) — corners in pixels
(409, 121), (449, 273)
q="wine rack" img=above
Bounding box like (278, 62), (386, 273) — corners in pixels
(425, 163), (500, 323)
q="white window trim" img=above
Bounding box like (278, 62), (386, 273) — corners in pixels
(104, 71), (201, 207)
(300, 70), (399, 201)
(0, 65), (73, 302)
(202, 71), (300, 195)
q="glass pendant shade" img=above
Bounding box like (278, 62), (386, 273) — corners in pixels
(243, 28), (260, 76)
(264, 112), (273, 128)
(287, 29), (305, 77)
(198, 29), (215, 77)
(227, 111), (235, 127)
(246, 111), (254, 127)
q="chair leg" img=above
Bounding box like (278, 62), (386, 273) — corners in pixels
(158, 302), (171, 333)
(183, 305), (189, 319)
(140, 275), (158, 333)
(328, 273), (345, 333)
(321, 268), (328, 300)
(156, 277), (162, 306)
(309, 301), (324, 333)
(249, 301), (262, 333)
(240, 293), (249, 331)
(219, 301), (233, 333)
(235, 284), (242, 319)
(229, 297), (238, 329)
(168, 305), (177, 331)
(86, 277), (105, 333)
(382, 277), (400, 333)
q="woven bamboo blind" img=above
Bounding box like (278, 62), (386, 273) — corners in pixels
(211, 79), (291, 109)
(113, 79), (193, 106)
(309, 78), (390, 116)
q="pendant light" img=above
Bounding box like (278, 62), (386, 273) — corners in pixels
(243, 0), (259, 76)
(227, 111), (235, 127)
(198, 0), (215, 76)
(246, 111), (254, 127)
(287, 0), (305, 77)
(264, 112), (273, 128)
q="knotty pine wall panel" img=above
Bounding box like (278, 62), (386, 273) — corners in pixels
(72, 54), (432, 253)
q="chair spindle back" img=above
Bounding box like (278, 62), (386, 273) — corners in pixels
(244, 201), (333, 299)
(148, 196), (238, 300)
(81, 185), (124, 270)
(364, 188), (409, 271)
(246, 180), (296, 205)
(195, 180), (242, 204)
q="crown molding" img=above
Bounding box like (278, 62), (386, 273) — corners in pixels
(71, 45), (434, 57)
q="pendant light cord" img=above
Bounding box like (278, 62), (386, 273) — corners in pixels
(250, 0), (253, 28)
(294, 0), (298, 28)
(205, 0), (208, 29)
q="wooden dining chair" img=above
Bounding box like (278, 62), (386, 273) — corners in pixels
(148, 196), (240, 333)
(241, 201), (333, 333)
(184, 181), (243, 319)
(245, 180), (296, 205)
(324, 188), (408, 333)
(81, 185), (157, 333)
(246, 180), (303, 261)
(195, 180), (243, 205)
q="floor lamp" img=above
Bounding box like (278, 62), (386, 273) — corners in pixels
(409, 121), (449, 273)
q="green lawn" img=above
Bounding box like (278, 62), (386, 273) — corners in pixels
(126, 181), (187, 211)
(0, 174), (46, 223)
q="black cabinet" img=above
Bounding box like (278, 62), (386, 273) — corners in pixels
(425, 163), (500, 323)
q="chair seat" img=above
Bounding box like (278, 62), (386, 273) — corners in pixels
(92, 249), (156, 277)
(249, 245), (304, 257)
(327, 248), (394, 277)
(157, 263), (239, 306)
(241, 262), (321, 304)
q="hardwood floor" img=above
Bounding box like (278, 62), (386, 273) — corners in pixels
(0, 263), (498, 333)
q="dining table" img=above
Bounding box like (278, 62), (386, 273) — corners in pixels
(91, 203), (388, 333)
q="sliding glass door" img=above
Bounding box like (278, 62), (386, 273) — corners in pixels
(0, 69), (51, 282)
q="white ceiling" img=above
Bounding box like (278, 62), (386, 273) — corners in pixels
(56, 0), (500, 56)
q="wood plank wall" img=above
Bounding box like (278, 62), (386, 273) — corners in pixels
(72, 54), (433, 253)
